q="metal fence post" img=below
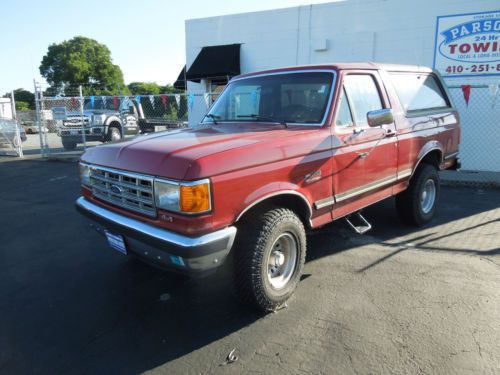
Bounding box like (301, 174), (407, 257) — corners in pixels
(11, 91), (23, 158)
(79, 85), (87, 150)
(33, 80), (45, 158)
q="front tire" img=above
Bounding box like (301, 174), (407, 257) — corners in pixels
(396, 163), (440, 226)
(106, 126), (122, 142)
(233, 208), (306, 312)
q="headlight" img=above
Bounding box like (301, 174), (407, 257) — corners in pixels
(92, 114), (106, 125)
(154, 179), (180, 212)
(79, 162), (91, 187)
(154, 178), (211, 214)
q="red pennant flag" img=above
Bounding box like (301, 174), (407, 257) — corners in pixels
(461, 85), (471, 106)
(113, 96), (118, 110)
(71, 97), (77, 108)
(161, 95), (167, 110)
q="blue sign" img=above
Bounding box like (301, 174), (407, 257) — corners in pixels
(434, 10), (500, 77)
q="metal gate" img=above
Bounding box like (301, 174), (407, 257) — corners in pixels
(0, 92), (24, 157)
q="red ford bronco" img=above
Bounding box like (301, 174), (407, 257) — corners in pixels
(76, 63), (460, 311)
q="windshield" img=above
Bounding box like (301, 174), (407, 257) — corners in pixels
(204, 72), (334, 125)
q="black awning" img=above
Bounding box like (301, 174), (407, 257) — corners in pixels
(186, 44), (241, 84)
(173, 66), (186, 90)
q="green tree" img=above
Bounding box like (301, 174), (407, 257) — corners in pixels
(160, 84), (182, 94)
(39, 36), (126, 96)
(15, 101), (30, 111)
(3, 89), (35, 110)
(127, 82), (161, 95)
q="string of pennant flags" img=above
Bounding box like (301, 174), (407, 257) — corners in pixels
(63, 88), (498, 111)
(460, 84), (499, 107)
(74, 93), (207, 110)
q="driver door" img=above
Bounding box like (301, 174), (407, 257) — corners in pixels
(331, 71), (398, 217)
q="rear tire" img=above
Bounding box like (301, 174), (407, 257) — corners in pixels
(62, 140), (77, 151)
(396, 163), (440, 226)
(233, 208), (306, 312)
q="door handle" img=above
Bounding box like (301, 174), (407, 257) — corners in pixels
(384, 129), (396, 137)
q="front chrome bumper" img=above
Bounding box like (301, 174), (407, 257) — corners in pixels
(75, 197), (237, 276)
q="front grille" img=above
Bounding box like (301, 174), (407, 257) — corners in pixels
(63, 117), (90, 128)
(89, 166), (156, 217)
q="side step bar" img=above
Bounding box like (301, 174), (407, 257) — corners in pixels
(345, 212), (372, 234)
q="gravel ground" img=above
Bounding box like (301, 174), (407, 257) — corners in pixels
(0, 159), (499, 374)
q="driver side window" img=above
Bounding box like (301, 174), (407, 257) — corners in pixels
(343, 74), (383, 126)
(335, 89), (354, 128)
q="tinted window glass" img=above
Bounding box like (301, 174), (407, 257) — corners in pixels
(344, 75), (383, 126)
(389, 73), (449, 112)
(335, 89), (354, 127)
(205, 72), (333, 125)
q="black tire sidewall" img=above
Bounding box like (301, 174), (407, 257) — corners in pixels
(412, 164), (440, 225)
(259, 220), (305, 300)
(233, 208), (307, 311)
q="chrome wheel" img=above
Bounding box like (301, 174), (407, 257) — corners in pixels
(267, 232), (297, 290)
(109, 127), (122, 142)
(420, 179), (436, 214)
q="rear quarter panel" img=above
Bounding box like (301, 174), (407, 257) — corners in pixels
(379, 70), (460, 178)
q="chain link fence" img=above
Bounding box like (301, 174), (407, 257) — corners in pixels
(31, 82), (218, 156)
(444, 84), (500, 187)
(26, 81), (500, 186)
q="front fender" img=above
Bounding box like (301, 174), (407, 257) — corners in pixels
(104, 116), (123, 135)
(235, 181), (313, 223)
(104, 115), (122, 126)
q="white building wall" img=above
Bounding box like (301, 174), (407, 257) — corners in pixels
(185, 0), (500, 171)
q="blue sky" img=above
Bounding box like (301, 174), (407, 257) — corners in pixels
(1, 0), (333, 94)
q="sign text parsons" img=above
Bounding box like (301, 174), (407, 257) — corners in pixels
(434, 10), (500, 77)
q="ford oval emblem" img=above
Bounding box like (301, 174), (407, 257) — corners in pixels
(110, 184), (123, 195)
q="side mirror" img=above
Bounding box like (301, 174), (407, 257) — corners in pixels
(367, 109), (394, 127)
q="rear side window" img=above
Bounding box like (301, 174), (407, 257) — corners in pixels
(389, 73), (449, 113)
(343, 75), (383, 126)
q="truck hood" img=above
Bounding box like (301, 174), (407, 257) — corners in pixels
(81, 123), (318, 179)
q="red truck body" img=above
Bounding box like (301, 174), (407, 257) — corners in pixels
(80, 63), (459, 235)
(77, 62), (460, 310)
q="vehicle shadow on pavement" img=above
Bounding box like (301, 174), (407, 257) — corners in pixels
(306, 187), (500, 273)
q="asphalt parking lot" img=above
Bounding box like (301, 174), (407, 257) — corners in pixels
(1, 159), (499, 374)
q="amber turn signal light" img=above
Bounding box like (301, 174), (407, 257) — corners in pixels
(180, 183), (211, 213)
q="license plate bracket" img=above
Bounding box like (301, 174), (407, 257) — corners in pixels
(105, 230), (127, 255)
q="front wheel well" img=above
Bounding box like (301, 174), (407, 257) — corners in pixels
(236, 193), (312, 229)
(108, 121), (122, 131)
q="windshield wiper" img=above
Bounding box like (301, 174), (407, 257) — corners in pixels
(204, 113), (220, 124)
(237, 114), (288, 128)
